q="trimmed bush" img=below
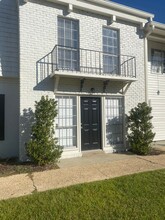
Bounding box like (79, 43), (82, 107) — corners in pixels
(26, 96), (62, 165)
(127, 102), (155, 155)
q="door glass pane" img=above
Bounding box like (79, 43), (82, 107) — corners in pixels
(105, 97), (123, 146)
(103, 28), (119, 74)
(58, 17), (79, 71)
(55, 96), (77, 148)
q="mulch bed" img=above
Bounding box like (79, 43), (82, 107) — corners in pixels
(0, 158), (59, 177)
(149, 148), (165, 155)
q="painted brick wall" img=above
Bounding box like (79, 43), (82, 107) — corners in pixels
(0, 0), (19, 77)
(19, 0), (145, 159)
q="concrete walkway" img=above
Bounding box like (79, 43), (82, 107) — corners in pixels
(0, 143), (165, 201)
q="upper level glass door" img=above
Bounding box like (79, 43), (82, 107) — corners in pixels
(58, 17), (79, 71)
(103, 27), (119, 74)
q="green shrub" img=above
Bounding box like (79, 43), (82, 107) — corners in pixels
(127, 102), (155, 155)
(26, 96), (62, 165)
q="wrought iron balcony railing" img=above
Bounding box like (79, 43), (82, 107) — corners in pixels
(37, 45), (136, 81)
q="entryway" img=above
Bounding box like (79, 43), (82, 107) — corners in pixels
(81, 97), (101, 151)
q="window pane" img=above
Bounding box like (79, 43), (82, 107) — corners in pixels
(103, 46), (108, 53)
(58, 18), (64, 28)
(103, 28), (108, 36)
(72, 51), (78, 60)
(72, 21), (78, 30)
(58, 38), (64, 46)
(58, 27), (64, 38)
(65, 20), (71, 29)
(151, 49), (165, 74)
(56, 96), (77, 148)
(103, 27), (119, 74)
(113, 30), (117, 38)
(58, 17), (79, 70)
(114, 39), (117, 46)
(65, 49), (71, 60)
(65, 29), (72, 39)
(65, 39), (72, 47)
(72, 40), (78, 48)
(105, 97), (123, 145)
(72, 30), (78, 40)
(108, 38), (113, 45)
(103, 37), (108, 45)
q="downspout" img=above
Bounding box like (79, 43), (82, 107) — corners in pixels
(16, 0), (20, 161)
(144, 23), (155, 103)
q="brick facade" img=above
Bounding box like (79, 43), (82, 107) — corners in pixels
(18, 0), (145, 159)
(0, 0), (151, 159)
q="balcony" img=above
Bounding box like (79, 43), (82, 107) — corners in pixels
(37, 45), (137, 82)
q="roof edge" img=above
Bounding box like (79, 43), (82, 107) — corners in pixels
(151, 21), (165, 30)
(86, 0), (154, 19)
(47, 0), (154, 24)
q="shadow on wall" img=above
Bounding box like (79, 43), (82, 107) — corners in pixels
(20, 108), (34, 159)
(33, 75), (54, 91)
(34, 52), (54, 91)
(0, 0), (19, 77)
(36, 52), (53, 84)
(106, 113), (129, 152)
(106, 117), (124, 150)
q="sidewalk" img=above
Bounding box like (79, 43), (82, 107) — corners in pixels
(0, 144), (165, 201)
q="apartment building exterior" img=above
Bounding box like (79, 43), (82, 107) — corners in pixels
(0, 0), (165, 160)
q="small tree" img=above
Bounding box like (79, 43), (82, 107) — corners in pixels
(127, 102), (155, 155)
(26, 96), (62, 165)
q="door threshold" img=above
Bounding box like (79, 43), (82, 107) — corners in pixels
(82, 149), (104, 156)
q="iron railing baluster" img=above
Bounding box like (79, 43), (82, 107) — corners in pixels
(37, 45), (136, 79)
(86, 50), (87, 73)
(99, 51), (101, 75)
(90, 51), (92, 73)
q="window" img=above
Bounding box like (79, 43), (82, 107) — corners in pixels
(58, 17), (79, 71)
(151, 49), (165, 74)
(55, 96), (77, 148)
(103, 28), (119, 74)
(105, 97), (123, 145)
(0, 94), (5, 140)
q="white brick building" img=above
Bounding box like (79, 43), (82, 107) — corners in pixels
(0, 0), (165, 160)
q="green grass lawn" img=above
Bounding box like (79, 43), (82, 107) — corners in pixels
(1, 169), (165, 220)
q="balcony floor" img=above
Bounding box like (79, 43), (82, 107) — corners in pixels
(50, 70), (137, 82)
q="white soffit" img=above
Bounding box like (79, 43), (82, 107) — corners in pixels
(147, 21), (165, 42)
(47, 0), (154, 24)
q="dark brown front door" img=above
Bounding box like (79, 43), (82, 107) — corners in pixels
(81, 97), (101, 151)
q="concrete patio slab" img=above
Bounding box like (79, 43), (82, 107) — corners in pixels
(0, 142), (165, 201)
(0, 173), (34, 200)
(94, 157), (164, 179)
(58, 150), (136, 168)
(33, 166), (106, 192)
